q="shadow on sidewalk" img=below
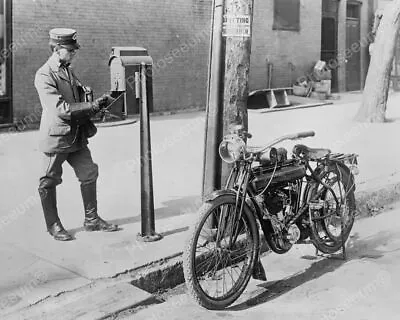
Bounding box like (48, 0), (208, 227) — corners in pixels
(385, 116), (400, 123)
(67, 195), (200, 236)
(160, 226), (189, 237)
(154, 195), (202, 218)
(228, 230), (396, 311)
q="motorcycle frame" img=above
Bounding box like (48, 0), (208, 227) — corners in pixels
(208, 155), (356, 247)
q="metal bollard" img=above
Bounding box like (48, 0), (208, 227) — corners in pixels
(136, 62), (162, 242)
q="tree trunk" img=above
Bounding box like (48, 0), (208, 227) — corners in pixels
(222, 1), (252, 135)
(221, 0), (253, 182)
(354, 0), (400, 123)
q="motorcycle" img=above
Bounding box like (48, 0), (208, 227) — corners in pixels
(183, 128), (358, 310)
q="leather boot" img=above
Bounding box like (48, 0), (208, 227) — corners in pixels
(81, 182), (118, 232)
(38, 188), (73, 241)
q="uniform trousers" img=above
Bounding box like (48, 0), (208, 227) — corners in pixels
(39, 145), (98, 189)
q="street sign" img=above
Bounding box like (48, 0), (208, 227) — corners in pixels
(222, 14), (251, 37)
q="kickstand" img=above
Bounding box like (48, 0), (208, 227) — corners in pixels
(342, 243), (347, 260)
(315, 247), (325, 258)
(341, 209), (347, 260)
(252, 258), (267, 281)
(338, 165), (347, 261)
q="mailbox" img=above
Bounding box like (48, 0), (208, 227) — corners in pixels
(109, 46), (154, 115)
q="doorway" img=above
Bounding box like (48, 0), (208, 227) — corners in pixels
(0, 0), (12, 124)
(321, 0), (339, 92)
(346, 2), (361, 91)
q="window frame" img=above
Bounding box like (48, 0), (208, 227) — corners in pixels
(272, 0), (301, 32)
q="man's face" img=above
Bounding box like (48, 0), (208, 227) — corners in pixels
(56, 47), (77, 64)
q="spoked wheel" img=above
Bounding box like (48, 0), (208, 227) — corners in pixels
(308, 165), (356, 254)
(183, 194), (259, 310)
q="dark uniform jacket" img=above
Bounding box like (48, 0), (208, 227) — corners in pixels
(34, 53), (97, 153)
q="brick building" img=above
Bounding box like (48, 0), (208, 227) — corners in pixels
(0, 0), (375, 126)
(250, 0), (322, 90)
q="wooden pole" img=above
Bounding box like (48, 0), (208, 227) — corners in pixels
(221, 0), (254, 182)
(202, 0), (254, 196)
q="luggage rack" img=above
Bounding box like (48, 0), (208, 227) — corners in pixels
(326, 153), (358, 165)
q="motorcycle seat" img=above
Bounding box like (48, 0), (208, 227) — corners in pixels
(293, 144), (331, 160)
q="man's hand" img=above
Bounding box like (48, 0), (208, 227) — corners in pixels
(92, 94), (109, 113)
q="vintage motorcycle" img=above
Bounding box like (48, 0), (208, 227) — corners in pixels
(183, 129), (358, 310)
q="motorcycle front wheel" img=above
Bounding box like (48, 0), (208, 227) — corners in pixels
(183, 194), (259, 310)
(307, 164), (356, 254)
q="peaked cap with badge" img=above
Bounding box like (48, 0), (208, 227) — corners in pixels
(49, 28), (80, 50)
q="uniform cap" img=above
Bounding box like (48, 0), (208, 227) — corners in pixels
(49, 28), (80, 49)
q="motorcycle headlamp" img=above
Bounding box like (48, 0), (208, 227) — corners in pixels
(219, 134), (246, 163)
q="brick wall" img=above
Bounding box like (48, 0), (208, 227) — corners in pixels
(12, 0), (212, 121)
(250, 0), (322, 89)
(11, 0), (322, 122)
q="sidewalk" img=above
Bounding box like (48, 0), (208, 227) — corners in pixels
(1, 91), (400, 319)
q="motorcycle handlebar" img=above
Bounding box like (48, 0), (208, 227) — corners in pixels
(290, 131), (315, 139)
(247, 130), (316, 154)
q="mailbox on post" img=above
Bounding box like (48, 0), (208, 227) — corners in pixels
(108, 46), (154, 116)
(108, 47), (161, 242)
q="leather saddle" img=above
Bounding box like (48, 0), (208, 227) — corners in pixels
(292, 144), (331, 160)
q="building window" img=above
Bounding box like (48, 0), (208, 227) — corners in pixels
(0, 0), (6, 96)
(347, 3), (360, 19)
(273, 0), (300, 31)
(0, 0), (11, 124)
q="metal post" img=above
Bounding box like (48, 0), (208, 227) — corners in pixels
(202, 0), (225, 198)
(137, 62), (162, 242)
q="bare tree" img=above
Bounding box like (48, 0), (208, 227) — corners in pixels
(354, 1), (400, 122)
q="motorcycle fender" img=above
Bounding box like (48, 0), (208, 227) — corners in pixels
(204, 190), (260, 217)
(204, 189), (237, 202)
(327, 160), (356, 192)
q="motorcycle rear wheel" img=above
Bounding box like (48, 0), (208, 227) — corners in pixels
(183, 194), (259, 310)
(308, 165), (356, 254)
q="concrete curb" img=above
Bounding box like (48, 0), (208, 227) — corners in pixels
(355, 181), (400, 217)
(131, 254), (184, 294)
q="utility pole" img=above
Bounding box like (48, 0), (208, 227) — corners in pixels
(221, 0), (253, 180)
(202, 0), (254, 197)
(202, 0), (225, 197)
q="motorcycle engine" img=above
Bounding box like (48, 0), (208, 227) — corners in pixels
(263, 186), (298, 218)
(257, 183), (305, 253)
(261, 184), (309, 244)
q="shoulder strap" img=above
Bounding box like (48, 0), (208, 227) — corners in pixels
(69, 68), (84, 87)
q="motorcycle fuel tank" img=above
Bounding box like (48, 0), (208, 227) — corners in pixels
(251, 161), (306, 191)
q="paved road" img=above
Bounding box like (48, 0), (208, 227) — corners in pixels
(123, 203), (400, 320)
